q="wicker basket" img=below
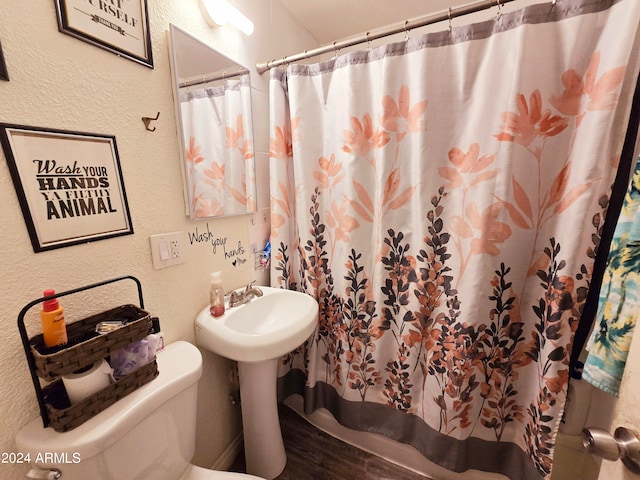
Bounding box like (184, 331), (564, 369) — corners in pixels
(42, 358), (159, 432)
(29, 304), (152, 381)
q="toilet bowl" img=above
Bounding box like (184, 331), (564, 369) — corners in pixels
(16, 341), (263, 480)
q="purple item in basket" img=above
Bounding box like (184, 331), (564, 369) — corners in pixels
(111, 339), (154, 380)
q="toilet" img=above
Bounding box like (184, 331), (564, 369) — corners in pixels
(16, 341), (264, 480)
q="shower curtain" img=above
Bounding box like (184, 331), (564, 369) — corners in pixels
(180, 75), (256, 218)
(269, 1), (640, 479)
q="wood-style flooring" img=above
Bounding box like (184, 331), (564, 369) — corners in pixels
(229, 404), (429, 480)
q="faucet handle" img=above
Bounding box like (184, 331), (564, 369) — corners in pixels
(227, 290), (243, 308)
(245, 280), (256, 291)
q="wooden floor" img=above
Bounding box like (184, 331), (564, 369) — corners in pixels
(229, 404), (429, 480)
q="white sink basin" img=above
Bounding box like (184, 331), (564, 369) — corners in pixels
(195, 286), (319, 478)
(195, 286), (319, 362)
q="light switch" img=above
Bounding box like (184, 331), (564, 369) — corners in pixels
(150, 232), (186, 269)
(159, 241), (170, 261)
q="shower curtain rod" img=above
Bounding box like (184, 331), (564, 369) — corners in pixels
(256, 0), (522, 74)
(180, 68), (249, 89)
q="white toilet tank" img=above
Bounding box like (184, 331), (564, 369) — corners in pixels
(16, 341), (203, 480)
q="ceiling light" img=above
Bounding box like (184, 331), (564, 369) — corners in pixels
(199, 0), (254, 35)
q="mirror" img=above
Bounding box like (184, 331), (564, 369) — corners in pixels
(168, 24), (256, 219)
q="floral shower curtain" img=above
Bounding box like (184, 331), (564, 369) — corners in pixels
(180, 75), (256, 218)
(269, 1), (640, 479)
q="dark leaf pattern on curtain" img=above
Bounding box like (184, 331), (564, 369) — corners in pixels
(268, 4), (640, 474)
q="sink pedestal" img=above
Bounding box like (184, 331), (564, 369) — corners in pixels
(238, 358), (286, 479)
(193, 287), (319, 479)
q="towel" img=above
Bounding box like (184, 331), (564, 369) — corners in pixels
(583, 157), (640, 396)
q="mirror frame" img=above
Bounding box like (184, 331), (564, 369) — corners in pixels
(168, 23), (257, 220)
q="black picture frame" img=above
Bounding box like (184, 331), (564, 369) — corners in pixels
(0, 39), (8, 81)
(55, 0), (154, 68)
(0, 124), (134, 252)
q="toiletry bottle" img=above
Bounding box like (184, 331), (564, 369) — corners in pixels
(209, 271), (225, 317)
(40, 289), (68, 348)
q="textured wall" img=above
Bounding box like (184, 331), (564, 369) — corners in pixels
(0, 1), (317, 478)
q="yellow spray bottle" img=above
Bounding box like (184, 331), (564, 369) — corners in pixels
(40, 289), (68, 348)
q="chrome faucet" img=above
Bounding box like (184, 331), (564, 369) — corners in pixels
(228, 281), (264, 308)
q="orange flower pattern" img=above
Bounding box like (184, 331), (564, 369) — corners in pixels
(342, 114), (390, 157)
(495, 90), (568, 147)
(182, 84), (255, 218)
(379, 85), (428, 142)
(551, 51), (627, 125)
(185, 136), (205, 165)
(269, 21), (635, 479)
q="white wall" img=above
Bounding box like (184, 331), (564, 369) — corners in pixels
(0, 1), (318, 478)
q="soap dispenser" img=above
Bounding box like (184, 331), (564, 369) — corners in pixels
(209, 271), (225, 317)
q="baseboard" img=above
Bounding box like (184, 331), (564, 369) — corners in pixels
(212, 432), (243, 471)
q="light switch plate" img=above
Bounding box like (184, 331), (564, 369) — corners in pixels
(150, 232), (186, 269)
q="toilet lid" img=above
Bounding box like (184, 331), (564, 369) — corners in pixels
(181, 464), (266, 480)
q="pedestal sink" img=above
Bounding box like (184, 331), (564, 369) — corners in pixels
(194, 287), (318, 480)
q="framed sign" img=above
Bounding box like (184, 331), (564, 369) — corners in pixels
(55, 0), (153, 68)
(0, 39), (8, 81)
(0, 124), (134, 252)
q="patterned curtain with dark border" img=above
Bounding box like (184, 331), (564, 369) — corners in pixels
(269, 1), (640, 478)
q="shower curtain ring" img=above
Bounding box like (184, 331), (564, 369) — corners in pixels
(496, 0), (503, 18)
(448, 7), (453, 31)
(332, 41), (340, 59)
(404, 20), (410, 41)
(366, 32), (372, 50)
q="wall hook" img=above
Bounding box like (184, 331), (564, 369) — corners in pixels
(142, 112), (160, 132)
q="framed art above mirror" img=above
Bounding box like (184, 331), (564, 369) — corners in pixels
(0, 39), (8, 81)
(55, 0), (153, 68)
(168, 24), (256, 220)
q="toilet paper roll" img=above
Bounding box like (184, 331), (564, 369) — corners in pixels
(62, 359), (113, 405)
